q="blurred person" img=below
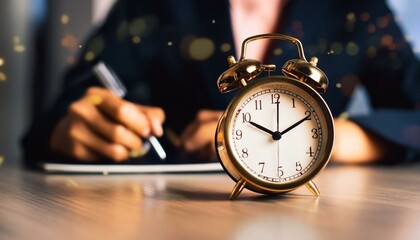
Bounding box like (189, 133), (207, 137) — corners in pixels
(23, 0), (420, 167)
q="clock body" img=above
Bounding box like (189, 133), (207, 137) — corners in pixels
(216, 75), (334, 195)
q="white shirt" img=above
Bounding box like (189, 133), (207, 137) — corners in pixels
(230, 0), (286, 61)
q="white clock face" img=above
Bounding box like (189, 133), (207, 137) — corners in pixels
(226, 79), (330, 184)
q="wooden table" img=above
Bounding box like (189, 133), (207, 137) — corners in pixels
(1, 162), (420, 240)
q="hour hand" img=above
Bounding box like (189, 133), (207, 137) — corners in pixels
(249, 121), (274, 135)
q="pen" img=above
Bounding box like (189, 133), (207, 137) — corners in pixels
(92, 61), (167, 160)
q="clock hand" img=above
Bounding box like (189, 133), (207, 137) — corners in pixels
(249, 121), (274, 135)
(280, 113), (311, 135)
(276, 101), (280, 132)
(249, 121), (282, 141)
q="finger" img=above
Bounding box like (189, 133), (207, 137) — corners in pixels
(180, 110), (222, 146)
(196, 109), (223, 121)
(86, 87), (152, 137)
(181, 120), (218, 152)
(69, 97), (143, 150)
(68, 141), (103, 162)
(138, 105), (165, 137)
(68, 116), (130, 162)
(50, 116), (102, 162)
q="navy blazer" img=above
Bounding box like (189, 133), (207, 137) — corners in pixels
(23, 0), (420, 165)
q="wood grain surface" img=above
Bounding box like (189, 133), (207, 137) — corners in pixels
(1, 162), (420, 240)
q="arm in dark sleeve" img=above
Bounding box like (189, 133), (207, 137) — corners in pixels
(22, 0), (158, 166)
(350, 1), (420, 162)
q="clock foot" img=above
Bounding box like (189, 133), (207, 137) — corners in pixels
(230, 179), (246, 200)
(305, 180), (320, 197)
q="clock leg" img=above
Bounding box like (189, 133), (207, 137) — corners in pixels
(305, 180), (320, 197)
(230, 179), (246, 200)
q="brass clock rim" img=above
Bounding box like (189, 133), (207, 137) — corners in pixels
(217, 76), (334, 193)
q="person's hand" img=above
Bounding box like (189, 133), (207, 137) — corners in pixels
(180, 110), (223, 160)
(50, 87), (165, 162)
(331, 118), (388, 164)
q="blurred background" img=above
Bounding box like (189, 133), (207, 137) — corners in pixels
(0, 0), (419, 165)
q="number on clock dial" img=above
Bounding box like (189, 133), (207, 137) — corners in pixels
(231, 88), (322, 182)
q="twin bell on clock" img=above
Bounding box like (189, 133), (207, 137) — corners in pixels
(215, 34), (335, 200)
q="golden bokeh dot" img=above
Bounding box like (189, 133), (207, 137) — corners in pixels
(85, 35), (105, 60)
(346, 12), (356, 23)
(0, 58), (4, 66)
(273, 47), (283, 56)
(84, 51), (95, 62)
(346, 42), (359, 56)
(14, 45), (26, 53)
(381, 35), (394, 47)
(0, 155), (4, 166)
(61, 14), (69, 25)
(220, 43), (231, 52)
(0, 72), (7, 81)
(188, 38), (215, 61)
(132, 36), (141, 44)
(128, 18), (146, 36)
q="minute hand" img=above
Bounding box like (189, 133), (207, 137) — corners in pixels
(280, 114), (311, 135)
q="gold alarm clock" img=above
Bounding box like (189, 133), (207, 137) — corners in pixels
(215, 34), (334, 200)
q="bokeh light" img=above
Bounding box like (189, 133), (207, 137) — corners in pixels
(84, 35), (105, 62)
(60, 34), (77, 48)
(220, 43), (232, 53)
(329, 42), (343, 55)
(132, 36), (141, 44)
(0, 72), (6, 81)
(189, 38), (215, 60)
(61, 14), (69, 25)
(346, 12), (356, 23)
(181, 36), (215, 61)
(273, 47), (283, 56)
(380, 34), (395, 49)
(367, 24), (376, 34)
(12, 36), (26, 53)
(376, 16), (389, 28)
(346, 42), (359, 56)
